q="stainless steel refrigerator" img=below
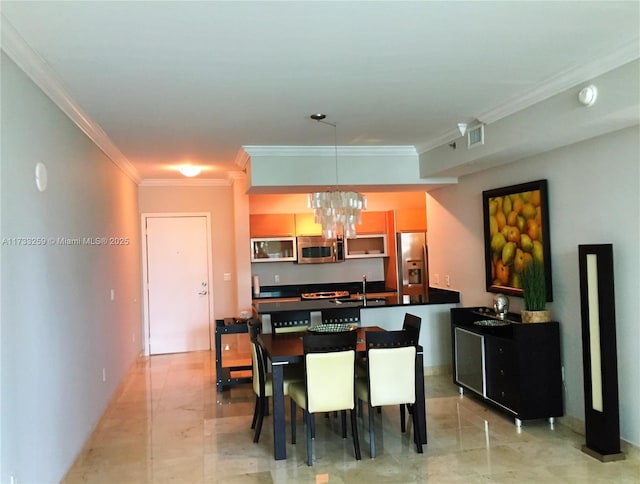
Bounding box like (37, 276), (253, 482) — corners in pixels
(396, 232), (429, 297)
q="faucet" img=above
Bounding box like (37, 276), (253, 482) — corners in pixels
(362, 275), (367, 306)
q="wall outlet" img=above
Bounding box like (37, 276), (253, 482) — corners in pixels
(132, 332), (136, 343)
(102, 368), (106, 383)
(223, 272), (231, 281)
(274, 274), (280, 283)
(445, 275), (450, 287)
(110, 289), (115, 301)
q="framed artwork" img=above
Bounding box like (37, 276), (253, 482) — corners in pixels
(482, 179), (553, 300)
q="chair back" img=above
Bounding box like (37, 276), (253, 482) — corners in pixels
(321, 307), (360, 324)
(402, 313), (422, 342)
(247, 318), (266, 396)
(365, 330), (417, 407)
(302, 331), (357, 413)
(248, 317), (262, 342)
(271, 310), (311, 333)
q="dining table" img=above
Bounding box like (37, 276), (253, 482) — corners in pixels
(257, 326), (428, 460)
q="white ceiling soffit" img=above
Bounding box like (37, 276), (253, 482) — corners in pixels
(420, 58), (640, 179)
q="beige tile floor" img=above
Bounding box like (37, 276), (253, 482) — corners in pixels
(64, 338), (639, 483)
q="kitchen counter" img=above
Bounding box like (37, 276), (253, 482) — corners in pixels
(253, 287), (459, 314)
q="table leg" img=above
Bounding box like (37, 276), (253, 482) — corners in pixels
(271, 362), (287, 460)
(215, 328), (222, 392)
(415, 350), (427, 444)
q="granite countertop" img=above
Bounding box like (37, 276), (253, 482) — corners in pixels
(253, 287), (460, 314)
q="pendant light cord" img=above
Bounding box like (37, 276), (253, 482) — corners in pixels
(312, 118), (338, 186)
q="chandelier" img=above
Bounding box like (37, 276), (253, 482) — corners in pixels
(307, 114), (367, 239)
(308, 190), (367, 239)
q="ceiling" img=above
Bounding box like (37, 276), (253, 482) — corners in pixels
(2, 1), (639, 183)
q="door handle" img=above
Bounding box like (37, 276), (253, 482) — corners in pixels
(198, 290), (208, 295)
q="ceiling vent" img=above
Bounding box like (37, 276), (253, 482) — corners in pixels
(467, 124), (485, 149)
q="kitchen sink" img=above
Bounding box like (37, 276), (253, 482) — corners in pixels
(330, 297), (387, 305)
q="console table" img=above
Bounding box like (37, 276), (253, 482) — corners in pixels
(450, 307), (563, 427)
(215, 318), (252, 392)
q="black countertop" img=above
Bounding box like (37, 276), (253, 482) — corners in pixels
(252, 280), (390, 300)
(253, 287), (460, 314)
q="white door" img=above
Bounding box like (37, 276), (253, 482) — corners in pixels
(145, 216), (211, 354)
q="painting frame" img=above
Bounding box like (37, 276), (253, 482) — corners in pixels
(482, 179), (553, 301)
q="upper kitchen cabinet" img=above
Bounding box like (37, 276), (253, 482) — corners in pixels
(355, 211), (387, 234)
(396, 208), (427, 232)
(251, 237), (297, 263)
(250, 214), (296, 237)
(294, 213), (322, 236)
(345, 234), (387, 258)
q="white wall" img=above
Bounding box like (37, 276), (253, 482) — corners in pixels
(1, 53), (142, 482)
(427, 126), (640, 446)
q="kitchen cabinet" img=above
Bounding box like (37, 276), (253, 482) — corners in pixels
(250, 214), (296, 238)
(294, 213), (322, 236)
(450, 307), (563, 426)
(251, 237), (297, 263)
(345, 234), (387, 258)
(396, 208), (427, 232)
(355, 211), (386, 234)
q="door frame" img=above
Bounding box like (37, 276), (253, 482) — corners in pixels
(140, 212), (215, 356)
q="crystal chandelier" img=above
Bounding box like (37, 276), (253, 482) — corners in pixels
(308, 114), (367, 239)
(308, 190), (367, 239)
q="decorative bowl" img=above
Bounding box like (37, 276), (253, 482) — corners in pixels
(307, 323), (358, 334)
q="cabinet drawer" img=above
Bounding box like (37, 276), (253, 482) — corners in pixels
(485, 338), (519, 410)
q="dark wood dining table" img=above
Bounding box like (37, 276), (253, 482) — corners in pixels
(258, 326), (428, 460)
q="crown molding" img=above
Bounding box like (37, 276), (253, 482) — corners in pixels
(139, 178), (232, 187)
(242, 145), (418, 158)
(234, 148), (251, 170)
(419, 38), (640, 152)
(1, 15), (141, 184)
(226, 171), (246, 181)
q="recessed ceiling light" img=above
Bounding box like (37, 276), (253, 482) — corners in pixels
(178, 165), (202, 177)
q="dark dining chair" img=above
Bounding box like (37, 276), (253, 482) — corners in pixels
(321, 306), (360, 324)
(355, 329), (422, 458)
(270, 310), (311, 334)
(402, 312), (422, 341)
(288, 331), (361, 466)
(248, 318), (302, 443)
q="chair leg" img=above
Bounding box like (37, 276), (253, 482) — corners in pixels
(291, 399), (297, 445)
(358, 398), (363, 418)
(251, 395), (259, 429)
(368, 403), (376, 458)
(411, 406), (423, 454)
(400, 404), (407, 433)
(253, 396), (266, 443)
(351, 408), (361, 460)
(306, 412), (314, 466)
(341, 410), (347, 438)
(310, 411), (316, 439)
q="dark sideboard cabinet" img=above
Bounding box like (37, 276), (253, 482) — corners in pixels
(450, 307), (563, 427)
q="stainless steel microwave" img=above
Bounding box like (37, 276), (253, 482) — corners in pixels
(296, 236), (344, 264)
